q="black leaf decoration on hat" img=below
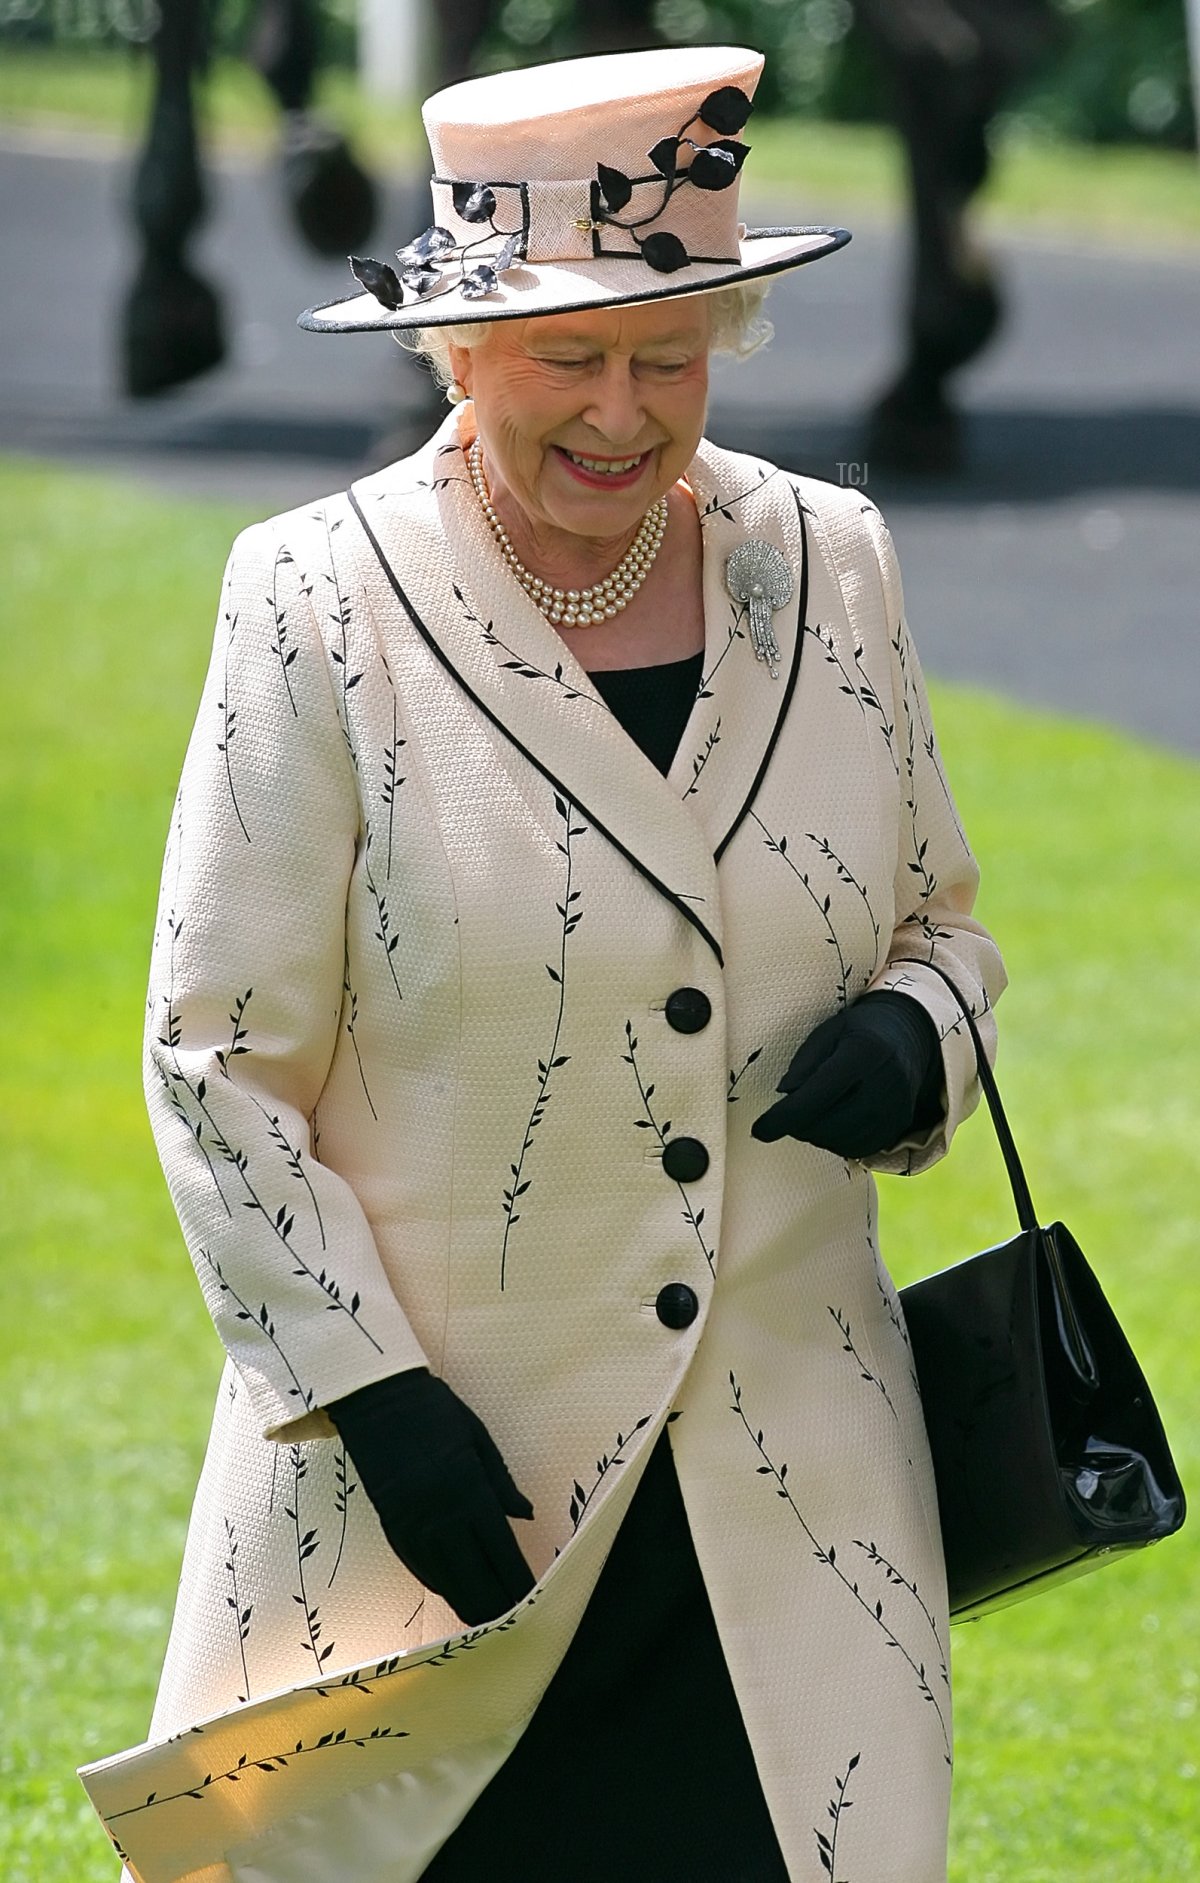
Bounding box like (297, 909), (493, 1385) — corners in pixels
(647, 136), (678, 180)
(638, 231), (690, 274)
(400, 263), (442, 296)
(697, 85), (754, 135)
(398, 224), (458, 265)
(687, 139), (746, 191)
(348, 196), (525, 312)
(349, 255), (404, 310)
(347, 80), (757, 316)
(596, 164), (633, 214)
(452, 182), (498, 224)
(586, 83), (754, 275)
(494, 230), (525, 273)
(461, 262), (500, 300)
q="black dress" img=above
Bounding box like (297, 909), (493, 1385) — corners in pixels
(421, 653), (790, 1882)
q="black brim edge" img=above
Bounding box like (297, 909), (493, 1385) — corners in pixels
(297, 226), (852, 334)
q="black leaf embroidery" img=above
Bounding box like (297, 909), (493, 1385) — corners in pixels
(329, 1441), (357, 1588)
(692, 604), (744, 702)
(215, 986), (253, 1074)
(726, 1046), (763, 1103)
(319, 507), (360, 774)
(623, 1021), (714, 1274)
(479, 623), (605, 707)
(154, 822), (235, 1217)
(853, 1540), (948, 1674)
(895, 616), (968, 852)
(268, 544), (300, 717)
(895, 909), (954, 967)
(342, 944), (377, 1121)
(286, 1445), (336, 1671)
(683, 717), (721, 799)
(379, 659), (407, 882)
(829, 1307), (901, 1428)
(202, 1250), (313, 1411)
(805, 834), (881, 963)
(729, 1372), (950, 1762)
(500, 793), (585, 1289)
(851, 637), (898, 773)
(216, 597), (250, 844)
(214, 987), (329, 1248)
(805, 623), (898, 778)
(750, 810), (851, 1009)
(223, 1517), (253, 1703)
(420, 1598), (533, 1667)
(180, 1050), (383, 1352)
(363, 828), (405, 1007)
(697, 465), (777, 526)
(564, 1414), (653, 1538)
(100, 1724), (410, 1822)
(814, 1751), (861, 1880)
(892, 625), (939, 905)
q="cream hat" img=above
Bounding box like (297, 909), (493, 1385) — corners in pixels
(299, 45), (849, 333)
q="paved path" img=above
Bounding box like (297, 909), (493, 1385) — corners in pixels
(3, 130), (1198, 751)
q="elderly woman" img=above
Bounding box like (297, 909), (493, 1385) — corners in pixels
(82, 44), (1005, 1883)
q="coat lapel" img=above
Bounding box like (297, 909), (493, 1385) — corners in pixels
(662, 439), (808, 863)
(346, 417), (809, 965)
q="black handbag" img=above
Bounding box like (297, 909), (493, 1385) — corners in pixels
(896, 963), (1186, 1622)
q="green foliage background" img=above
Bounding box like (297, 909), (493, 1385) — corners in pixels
(2, 0), (1195, 146)
(481, 0), (1197, 146)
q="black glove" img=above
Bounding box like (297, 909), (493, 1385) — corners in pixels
(328, 1368), (536, 1626)
(751, 991), (943, 1159)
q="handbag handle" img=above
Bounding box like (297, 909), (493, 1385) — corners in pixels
(889, 961), (1101, 1387)
(890, 958), (1039, 1235)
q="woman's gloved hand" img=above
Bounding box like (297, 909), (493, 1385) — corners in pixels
(751, 990), (943, 1159)
(328, 1368), (536, 1626)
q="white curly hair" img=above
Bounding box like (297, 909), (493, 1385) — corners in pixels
(397, 281), (773, 389)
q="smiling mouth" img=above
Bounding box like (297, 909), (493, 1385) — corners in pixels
(557, 447), (651, 476)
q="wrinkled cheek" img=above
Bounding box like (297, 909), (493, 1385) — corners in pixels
(483, 419), (549, 518)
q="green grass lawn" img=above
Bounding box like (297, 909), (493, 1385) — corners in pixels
(2, 45), (1199, 244)
(1, 457), (1197, 1881)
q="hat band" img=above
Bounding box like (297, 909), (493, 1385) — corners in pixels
(429, 172), (742, 269)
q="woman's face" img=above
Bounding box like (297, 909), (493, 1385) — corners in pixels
(450, 299), (712, 545)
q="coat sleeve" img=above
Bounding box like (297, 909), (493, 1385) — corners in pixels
(856, 499), (1008, 1176)
(144, 517), (428, 1442)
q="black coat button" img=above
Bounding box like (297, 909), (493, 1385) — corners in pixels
(664, 987), (712, 1034)
(661, 1136), (710, 1183)
(656, 1283), (699, 1329)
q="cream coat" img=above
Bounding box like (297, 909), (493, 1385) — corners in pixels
(80, 412), (1005, 1883)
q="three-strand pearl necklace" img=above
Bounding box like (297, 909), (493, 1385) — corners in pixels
(468, 437), (668, 628)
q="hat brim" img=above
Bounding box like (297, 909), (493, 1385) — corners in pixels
(298, 226), (850, 334)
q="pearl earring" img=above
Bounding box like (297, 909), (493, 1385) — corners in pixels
(446, 379), (468, 404)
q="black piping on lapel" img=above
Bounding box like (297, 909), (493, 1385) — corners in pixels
(347, 487), (725, 968)
(712, 490), (809, 866)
